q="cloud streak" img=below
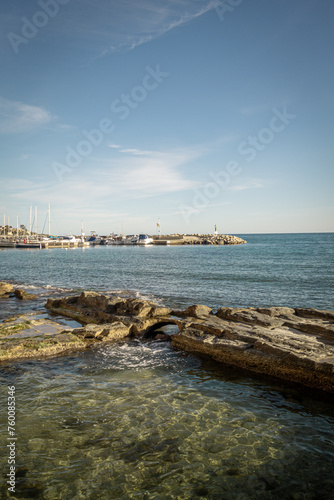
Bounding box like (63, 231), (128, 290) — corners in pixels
(228, 178), (268, 191)
(2, 146), (202, 211)
(30, 0), (218, 56)
(87, 147), (202, 198)
(109, 0), (219, 52)
(0, 97), (53, 134)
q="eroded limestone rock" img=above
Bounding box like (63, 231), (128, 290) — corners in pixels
(173, 306), (334, 393)
(2, 289), (334, 393)
(14, 289), (38, 300)
(0, 282), (14, 297)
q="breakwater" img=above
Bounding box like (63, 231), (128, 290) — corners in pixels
(152, 234), (246, 245)
(0, 233), (246, 248)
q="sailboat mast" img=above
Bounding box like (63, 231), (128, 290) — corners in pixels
(29, 206), (32, 234)
(48, 203), (51, 236)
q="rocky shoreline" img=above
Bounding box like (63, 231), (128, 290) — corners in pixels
(1, 282), (334, 393)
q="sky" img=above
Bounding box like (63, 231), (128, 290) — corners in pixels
(0, 0), (333, 236)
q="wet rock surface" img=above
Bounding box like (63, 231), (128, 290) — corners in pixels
(0, 281), (14, 297)
(14, 288), (38, 300)
(1, 289), (334, 393)
(174, 306), (334, 393)
(0, 313), (86, 362)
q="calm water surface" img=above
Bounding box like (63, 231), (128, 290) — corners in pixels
(0, 233), (333, 310)
(0, 233), (334, 499)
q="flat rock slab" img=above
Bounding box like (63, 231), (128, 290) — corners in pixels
(0, 314), (86, 362)
(173, 306), (334, 393)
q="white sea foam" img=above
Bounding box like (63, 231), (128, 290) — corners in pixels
(97, 340), (183, 372)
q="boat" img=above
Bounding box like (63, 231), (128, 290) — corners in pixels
(136, 234), (153, 245)
(101, 238), (115, 245)
(126, 235), (139, 245)
(63, 235), (80, 242)
(87, 235), (102, 245)
(107, 235), (135, 245)
(16, 240), (41, 249)
(0, 240), (17, 248)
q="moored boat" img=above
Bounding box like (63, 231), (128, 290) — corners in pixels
(16, 240), (41, 249)
(136, 234), (153, 245)
(0, 240), (17, 248)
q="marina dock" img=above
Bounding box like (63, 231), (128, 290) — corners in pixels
(0, 239), (89, 249)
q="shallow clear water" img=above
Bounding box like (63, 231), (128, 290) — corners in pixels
(0, 233), (334, 498)
(1, 340), (334, 499)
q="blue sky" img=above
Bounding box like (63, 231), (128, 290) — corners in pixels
(1, 0), (333, 235)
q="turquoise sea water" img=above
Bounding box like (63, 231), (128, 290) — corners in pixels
(0, 233), (334, 499)
(0, 233), (333, 311)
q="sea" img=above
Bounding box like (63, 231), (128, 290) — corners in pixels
(0, 233), (334, 499)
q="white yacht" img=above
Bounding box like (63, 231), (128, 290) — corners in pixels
(137, 234), (153, 245)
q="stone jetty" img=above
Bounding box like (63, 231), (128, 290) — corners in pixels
(152, 234), (246, 245)
(1, 287), (334, 394)
(181, 234), (246, 245)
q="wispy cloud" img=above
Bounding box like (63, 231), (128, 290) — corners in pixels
(0, 97), (53, 133)
(40, 0), (218, 56)
(228, 178), (268, 191)
(91, 147), (202, 197)
(109, 1), (219, 52)
(108, 144), (154, 155)
(3, 146), (203, 210)
(119, 147), (154, 156)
